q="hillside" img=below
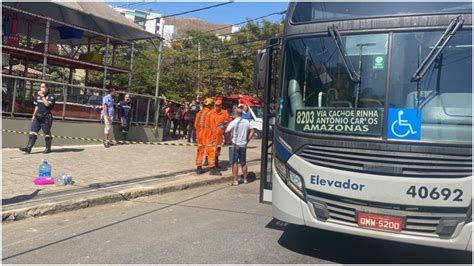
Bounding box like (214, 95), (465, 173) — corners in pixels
(164, 17), (234, 37)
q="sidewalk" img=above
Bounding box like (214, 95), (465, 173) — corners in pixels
(2, 139), (262, 222)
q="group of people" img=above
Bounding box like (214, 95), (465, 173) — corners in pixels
(194, 98), (255, 186)
(102, 88), (132, 148)
(161, 100), (200, 142)
(19, 85), (255, 185)
(19, 86), (132, 152)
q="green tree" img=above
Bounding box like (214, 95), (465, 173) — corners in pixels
(112, 19), (283, 102)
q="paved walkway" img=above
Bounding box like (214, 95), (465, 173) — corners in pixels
(2, 139), (262, 218)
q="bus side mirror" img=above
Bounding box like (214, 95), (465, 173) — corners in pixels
(254, 50), (267, 95)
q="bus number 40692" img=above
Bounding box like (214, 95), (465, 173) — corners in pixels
(406, 186), (463, 202)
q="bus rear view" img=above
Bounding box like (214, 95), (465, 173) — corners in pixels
(261, 2), (472, 251)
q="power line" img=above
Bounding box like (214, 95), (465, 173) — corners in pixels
(169, 10), (286, 43)
(177, 52), (255, 65)
(124, 2), (234, 23)
(162, 2), (233, 19)
(185, 37), (270, 53)
(116, 2), (152, 8)
(168, 41), (281, 65)
(133, 49), (254, 65)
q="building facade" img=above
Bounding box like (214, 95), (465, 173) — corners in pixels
(114, 7), (172, 38)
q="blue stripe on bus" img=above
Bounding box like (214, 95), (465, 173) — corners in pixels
(274, 135), (293, 163)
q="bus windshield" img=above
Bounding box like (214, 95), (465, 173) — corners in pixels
(280, 30), (472, 143)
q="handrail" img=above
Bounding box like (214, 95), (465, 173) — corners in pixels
(2, 45), (129, 73)
(1, 74), (164, 100)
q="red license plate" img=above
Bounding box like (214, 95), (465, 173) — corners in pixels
(357, 212), (403, 232)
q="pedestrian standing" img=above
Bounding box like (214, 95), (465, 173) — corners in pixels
(187, 100), (199, 143)
(102, 88), (116, 148)
(225, 109), (254, 185)
(238, 103), (252, 120)
(19, 82), (56, 154)
(161, 101), (173, 141)
(195, 98), (220, 175)
(182, 105), (190, 139)
(210, 99), (230, 169)
(172, 104), (182, 138)
(117, 94), (132, 140)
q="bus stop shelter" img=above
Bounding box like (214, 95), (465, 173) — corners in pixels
(2, 1), (165, 125)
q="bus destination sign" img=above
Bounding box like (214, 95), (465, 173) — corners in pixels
(295, 108), (383, 135)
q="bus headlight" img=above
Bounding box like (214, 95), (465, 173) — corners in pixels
(274, 157), (305, 200)
(288, 170), (305, 199)
(289, 171), (303, 190)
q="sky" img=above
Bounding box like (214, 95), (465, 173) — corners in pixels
(107, 1), (289, 25)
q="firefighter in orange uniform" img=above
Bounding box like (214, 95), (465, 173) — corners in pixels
(210, 99), (230, 169)
(195, 98), (220, 175)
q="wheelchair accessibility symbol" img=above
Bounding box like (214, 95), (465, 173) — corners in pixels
(387, 108), (422, 140)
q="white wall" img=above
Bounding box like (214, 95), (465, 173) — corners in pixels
(162, 25), (177, 46)
(113, 7), (164, 37)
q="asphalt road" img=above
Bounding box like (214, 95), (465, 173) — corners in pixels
(2, 180), (472, 264)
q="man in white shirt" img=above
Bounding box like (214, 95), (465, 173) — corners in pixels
(225, 109), (255, 185)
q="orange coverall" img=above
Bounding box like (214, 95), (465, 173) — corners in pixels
(210, 109), (230, 157)
(195, 107), (216, 168)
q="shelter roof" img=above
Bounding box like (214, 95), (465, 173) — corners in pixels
(3, 1), (157, 44)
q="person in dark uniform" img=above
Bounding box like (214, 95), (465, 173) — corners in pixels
(117, 93), (132, 140)
(19, 82), (56, 154)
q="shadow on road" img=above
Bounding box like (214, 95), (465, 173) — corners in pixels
(51, 148), (85, 153)
(30, 148), (84, 154)
(273, 221), (471, 264)
(2, 189), (43, 206)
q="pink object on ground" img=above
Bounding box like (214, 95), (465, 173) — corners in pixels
(33, 177), (55, 185)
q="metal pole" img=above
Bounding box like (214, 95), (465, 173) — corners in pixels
(27, 20), (31, 48)
(111, 44), (116, 66)
(102, 37), (110, 90)
(154, 38), (163, 127)
(128, 42), (135, 93)
(145, 98), (151, 125)
(133, 99), (139, 123)
(110, 44), (116, 85)
(29, 80), (34, 100)
(62, 86), (67, 120)
(85, 37), (91, 86)
(11, 79), (17, 117)
(155, 39), (163, 98)
(42, 19), (50, 79)
(64, 68), (73, 120)
(198, 41), (201, 94)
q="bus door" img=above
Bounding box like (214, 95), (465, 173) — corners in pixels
(257, 38), (281, 203)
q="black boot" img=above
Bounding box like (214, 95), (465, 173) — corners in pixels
(209, 167), (222, 176)
(196, 166), (204, 175)
(19, 134), (37, 154)
(43, 136), (52, 154)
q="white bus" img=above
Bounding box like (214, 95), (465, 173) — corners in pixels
(258, 2), (472, 251)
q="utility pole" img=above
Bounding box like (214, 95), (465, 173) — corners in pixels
(151, 36), (164, 128)
(155, 38), (163, 99)
(197, 41), (201, 95)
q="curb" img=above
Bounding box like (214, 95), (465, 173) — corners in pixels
(2, 174), (239, 223)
